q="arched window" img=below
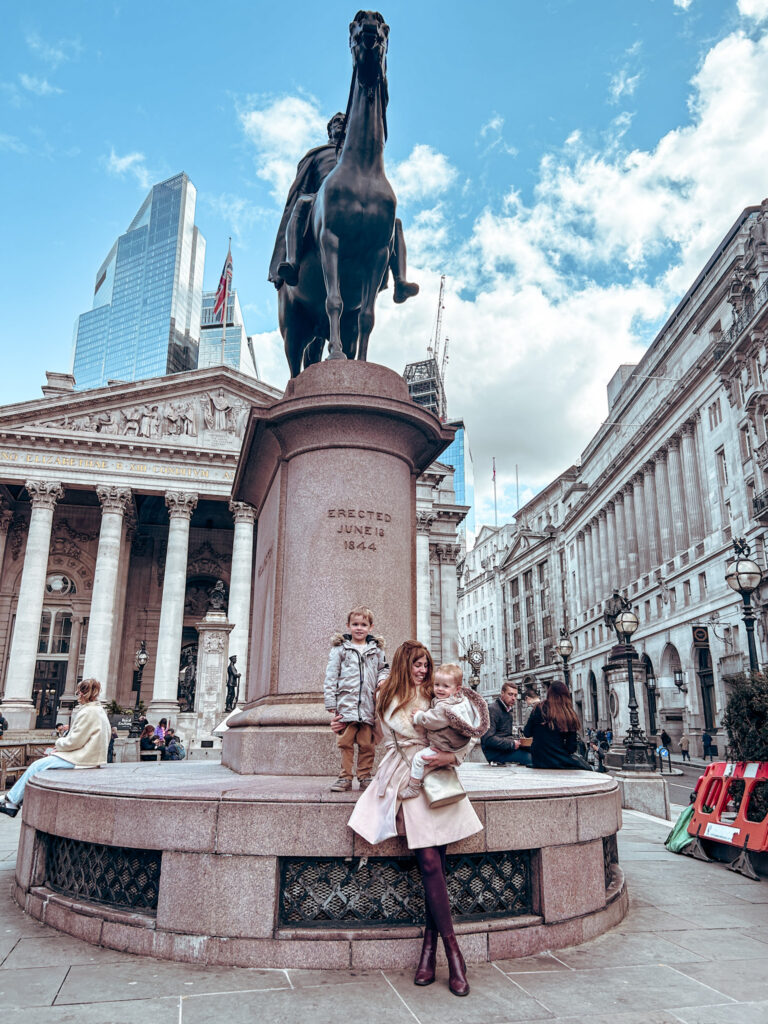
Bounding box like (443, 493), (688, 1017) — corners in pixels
(37, 610), (52, 654)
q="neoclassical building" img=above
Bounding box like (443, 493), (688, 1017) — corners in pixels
(0, 366), (464, 735)
(481, 198), (768, 756)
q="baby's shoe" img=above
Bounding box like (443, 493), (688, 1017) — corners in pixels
(399, 778), (422, 800)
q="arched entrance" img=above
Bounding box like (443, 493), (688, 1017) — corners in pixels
(697, 646), (716, 731)
(32, 573), (80, 729)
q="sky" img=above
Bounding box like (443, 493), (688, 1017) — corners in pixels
(3, 0), (768, 530)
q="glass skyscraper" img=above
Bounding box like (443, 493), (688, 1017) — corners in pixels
(443, 420), (476, 545)
(198, 289), (259, 379)
(72, 173), (206, 389)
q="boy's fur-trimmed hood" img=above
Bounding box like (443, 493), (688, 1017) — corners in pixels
(331, 632), (386, 649)
(439, 687), (491, 738)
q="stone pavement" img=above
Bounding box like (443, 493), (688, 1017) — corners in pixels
(0, 809), (767, 1023)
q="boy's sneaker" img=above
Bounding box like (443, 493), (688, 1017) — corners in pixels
(358, 776), (374, 790)
(330, 777), (352, 792)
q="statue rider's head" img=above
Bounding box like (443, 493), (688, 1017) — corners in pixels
(327, 113), (346, 145)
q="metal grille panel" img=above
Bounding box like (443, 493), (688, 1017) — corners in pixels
(42, 833), (161, 912)
(603, 833), (619, 889)
(279, 851), (532, 927)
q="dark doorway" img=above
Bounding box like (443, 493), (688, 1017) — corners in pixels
(641, 655), (657, 736)
(697, 646), (716, 731)
(588, 670), (599, 726)
(33, 660), (67, 729)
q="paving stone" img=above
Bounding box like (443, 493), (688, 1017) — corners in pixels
(513, 964), (724, 1016)
(672, 957), (768, 1002)
(0, 964), (69, 1008)
(285, 967), (381, 988)
(1, 935), (127, 969)
(553, 931), (706, 969)
(0, 995), (182, 1023)
(662, 927), (768, 961)
(496, 952), (572, 974)
(180, 976), (417, 1024)
(383, 964), (554, 1022)
(672, 999), (768, 1024)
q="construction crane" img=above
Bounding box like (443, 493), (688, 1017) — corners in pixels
(428, 275), (447, 368)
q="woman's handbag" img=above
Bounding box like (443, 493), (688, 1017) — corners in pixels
(422, 767), (466, 808)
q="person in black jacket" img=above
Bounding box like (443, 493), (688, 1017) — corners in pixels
(523, 680), (581, 769)
(481, 681), (532, 766)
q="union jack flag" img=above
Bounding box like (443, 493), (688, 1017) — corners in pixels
(213, 244), (233, 323)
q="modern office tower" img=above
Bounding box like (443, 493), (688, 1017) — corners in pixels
(403, 357), (447, 420)
(198, 289), (259, 378)
(72, 173), (206, 389)
(443, 419), (476, 544)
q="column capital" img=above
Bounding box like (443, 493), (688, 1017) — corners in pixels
(25, 480), (63, 511)
(641, 460), (655, 475)
(622, 480), (634, 498)
(681, 418), (697, 436)
(613, 490), (624, 506)
(96, 485), (132, 515)
(416, 510), (437, 534)
(605, 500), (615, 513)
(667, 434), (681, 452)
(597, 508), (607, 521)
(654, 447), (668, 464)
(165, 491), (198, 521)
(631, 472), (645, 488)
(229, 499), (256, 525)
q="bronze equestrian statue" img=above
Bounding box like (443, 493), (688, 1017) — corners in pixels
(270, 11), (418, 377)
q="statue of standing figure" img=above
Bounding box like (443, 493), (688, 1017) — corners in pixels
(225, 655), (241, 712)
(603, 590), (631, 645)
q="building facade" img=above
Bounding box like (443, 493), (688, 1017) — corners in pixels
(72, 173), (205, 389)
(492, 198), (768, 757)
(442, 420), (475, 545)
(198, 290), (259, 379)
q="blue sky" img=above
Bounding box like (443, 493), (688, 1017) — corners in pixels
(3, 0), (768, 529)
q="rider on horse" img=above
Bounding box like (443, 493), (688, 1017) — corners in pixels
(269, 112), (419, 305)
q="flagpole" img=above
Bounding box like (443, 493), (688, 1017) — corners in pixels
(220, 237), (231, 366)
(493, 457), (498, 528)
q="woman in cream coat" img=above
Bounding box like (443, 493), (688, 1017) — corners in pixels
(348, 641), (481, 997)
(0, 678), (110, 816)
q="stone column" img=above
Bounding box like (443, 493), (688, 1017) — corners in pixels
(228, 500), (257, 704)
(623, 483), (639, 583)
(60, 614), (85, 721)
(666, 435), (689, 553)
(654, 450), (674, 563)
(605, 502), (619, 590)
(193, 610), (234, 749)
(150, 491), (197, 717)
(82, 486), (132, 689)
(680, 420), (706, 544)
(0, 500), (13, 581)
(613, 493), (627, 588)
(437, 543), (461, 662)
(583, 526), (594, 609)
(576, 532), (588, 610)
(415, 511), (435, 646)
(1, 480), (63, 727)
(632, 473), (649, 575)
(597, 511), (611, 602)
(590, 519), (602, 607)
(642, 461), (662, 569)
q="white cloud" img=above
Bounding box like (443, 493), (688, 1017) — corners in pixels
(104, 148), (152, 190)
(609, 69), (641, 104)
(389, 144), (458, 203)
(26, 32), (81, 68)
(738, 0), (768, 20)
(0, 133), (27, 154)
(674, 0), (694, 10)
(203, 193), (267, 244)
(19, 74), (62, 96)
(239, 94), (326, 199)
(478, 114), (518, 157)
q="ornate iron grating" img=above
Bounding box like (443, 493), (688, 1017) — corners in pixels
(603, 833), (619, 890)
(279, 851), (532, 927)
(42, 833), (161, 912)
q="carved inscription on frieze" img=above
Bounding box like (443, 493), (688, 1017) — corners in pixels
(327, 508), (392, 552)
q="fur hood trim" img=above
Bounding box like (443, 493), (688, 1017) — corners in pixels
(442, 687), (491, 738)
(331, 632), (385, 649)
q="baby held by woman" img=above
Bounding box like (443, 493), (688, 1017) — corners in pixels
(400, 663), (489, 799)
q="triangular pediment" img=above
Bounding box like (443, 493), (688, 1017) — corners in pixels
(499, 527), (550, 569)
(0, 367), (283, 452)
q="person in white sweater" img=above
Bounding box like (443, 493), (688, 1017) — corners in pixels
(0, 678), (110, 817)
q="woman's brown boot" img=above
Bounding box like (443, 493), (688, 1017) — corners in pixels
(413, 928), (437, 986)
(443, 933), (469, 996)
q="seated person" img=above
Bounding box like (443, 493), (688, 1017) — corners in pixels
(139, 724), (168, 760)
(164, 729), (185, 761)
(481, 680), (532, 766)
(522, 681), (580, 769)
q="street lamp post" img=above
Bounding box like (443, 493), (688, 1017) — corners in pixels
(556, 628), (573, 688)
(615, 607), (656, 771)
(725, 538), (763, 674)
(128, 641), (149, 739)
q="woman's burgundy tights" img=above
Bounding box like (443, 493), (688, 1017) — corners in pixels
(415, 845), (453, 937)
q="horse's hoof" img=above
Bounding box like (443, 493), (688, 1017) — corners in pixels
(394, 280), (419, 303)
(277, 261), (299, 286)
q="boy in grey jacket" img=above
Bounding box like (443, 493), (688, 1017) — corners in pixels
(324, 606), (388, 792)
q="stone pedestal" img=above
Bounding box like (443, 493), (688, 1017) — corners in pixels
(191, 611), (234, 753)
(614, 770), (670, 819)
(223, 361), (454, 775)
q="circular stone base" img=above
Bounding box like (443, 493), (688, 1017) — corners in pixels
(14, 762), (627, 968)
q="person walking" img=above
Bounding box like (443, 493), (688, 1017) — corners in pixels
(660, 729), (672, 750)
(0, 679), (110, 817)
(702, 731), (714, 761)
(679, 732), (690, 762)
(522, 680), (582, 769)
(348, 640), (481, 997)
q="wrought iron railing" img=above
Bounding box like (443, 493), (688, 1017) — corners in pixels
(279, 851), (532, 927)
(43, 833), (161, 911)
(753, 488), (768, 518)
(715, 277), (768, 362)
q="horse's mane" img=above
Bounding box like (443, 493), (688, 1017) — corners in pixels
(341, 67), (389, 147)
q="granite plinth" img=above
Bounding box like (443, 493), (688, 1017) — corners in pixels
(14, 762), (626, 967)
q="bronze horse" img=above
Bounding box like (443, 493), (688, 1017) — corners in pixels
(278, 11), (399, 377)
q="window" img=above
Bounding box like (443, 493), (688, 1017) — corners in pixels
(656, 595), (664, 616)
(523, 570), (533, 591)
(510, 578), (519, 599)
(37, 611), (51, 654)
(644, 599), (651, 622)
(698, 572), (708, 600)
(740, 425), (753, 462)
(538, 562), (547, 584)
(716, 447), (729, 488)
(683, 580), (691, 606)
(708, 398), (722, 430)
(669, 587), (677, 611)
(51, 612), (72, 654)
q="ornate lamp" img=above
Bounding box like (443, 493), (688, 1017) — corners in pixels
(556, 628), (573, 688)
(615, 605), (655, 771)
(128, 641), (148, 739)
(725, 538), (762, 673)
